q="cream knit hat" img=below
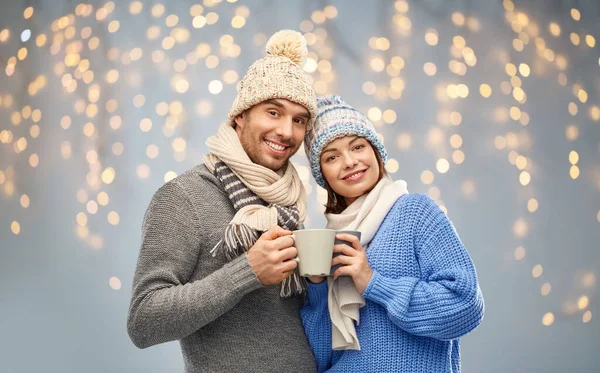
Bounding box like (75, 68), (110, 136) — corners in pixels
(228, 30), (317, 128)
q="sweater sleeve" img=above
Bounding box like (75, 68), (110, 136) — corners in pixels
(127, 181), (263, 349)
(300, 281), (332, 373)
(362, 195), (484, 341)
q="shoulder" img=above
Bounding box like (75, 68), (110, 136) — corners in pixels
(389, 193), (442, 221)
(382, 193), (446, 236)
(173, 163), (221, 192)
(149, 164), (226, 210)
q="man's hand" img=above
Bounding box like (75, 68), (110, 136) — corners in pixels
(247, 226), (298, 285)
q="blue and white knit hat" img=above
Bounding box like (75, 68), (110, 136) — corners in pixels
(304, 95), (388, 187)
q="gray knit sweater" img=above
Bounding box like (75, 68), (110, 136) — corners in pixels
(127, 164), (317, 373)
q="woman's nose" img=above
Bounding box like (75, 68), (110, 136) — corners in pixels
(342, 153), (358, 168)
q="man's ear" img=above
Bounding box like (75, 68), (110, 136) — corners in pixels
(233, 112), (244, 130)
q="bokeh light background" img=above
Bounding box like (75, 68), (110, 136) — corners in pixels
(1, 0), (599, 372)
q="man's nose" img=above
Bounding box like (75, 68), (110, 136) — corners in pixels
(275, 117), (293, 139)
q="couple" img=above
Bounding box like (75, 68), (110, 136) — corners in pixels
(127, 30), (484, 373)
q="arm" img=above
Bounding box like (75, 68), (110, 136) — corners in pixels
(300, 281), (332, 373)
(127, 181), (262, 348)
(362, 195), (484, 341)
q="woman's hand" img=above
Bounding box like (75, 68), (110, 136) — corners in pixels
(331, 233), (373, 294)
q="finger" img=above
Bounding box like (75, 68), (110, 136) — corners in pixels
(280, 258), (298, 273)
(333, 266), (352, 281)
(336, 233), (364, 250)
(261, 225), (292, 240)
(333, 243), (356, 256)
(331, 254), (354, 266)
(335, 233), (359, 244)
(269, 235), (295, 250)
(277, 246), (298, 262)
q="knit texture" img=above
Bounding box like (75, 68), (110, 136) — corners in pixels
(301, 194), (484, 373)
(212, 160), (306, 297)
(228, 30), (317, 127)
(127, 164), (317, 373)
(304, 95), (388, 187)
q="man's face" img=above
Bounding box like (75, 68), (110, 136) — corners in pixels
(234, 99), (310, 172)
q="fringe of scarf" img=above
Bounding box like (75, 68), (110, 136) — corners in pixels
(210, 161), (306, 297)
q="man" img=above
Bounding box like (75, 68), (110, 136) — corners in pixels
(127, 30), (318, 372)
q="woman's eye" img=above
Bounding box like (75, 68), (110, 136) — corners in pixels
(354, 144), (365, 151)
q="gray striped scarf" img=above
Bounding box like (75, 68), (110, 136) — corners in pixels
(211, 161), (306, 297)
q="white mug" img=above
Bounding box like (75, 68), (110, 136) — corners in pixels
(290, 229), (336, 277)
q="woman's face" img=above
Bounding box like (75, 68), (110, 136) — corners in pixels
(320, 136), (380, 205)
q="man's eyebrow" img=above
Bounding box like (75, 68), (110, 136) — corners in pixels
(262, 99), (284, 108)
(296, 111), (310, 120)
(263, 99), (310, 120)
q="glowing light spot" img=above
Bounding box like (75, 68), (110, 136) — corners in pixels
(139, 118), (152, 132)
(423, 62), (437, 76)
(24, 7), (34, 19)
(479, 84), (492, 97)
(164, 171), (178, 182)
(108, 211), (120, 225)
(532, 264), (543, 278)
(513, 218), (528, 238)
(425, 29), (439, 46)
(436, 159), (450, 174)
(11, 221), (21, 235)
(232, 15), (246, 28)
(102, 167), (116, 184)
(109, 277), (121, 290)
(420, 170), (434, 185)
(208, 80), (223, 94)
(514, 246), (526, 260)
(137, 164), (150, 179)
(570, 165), (580, 179)
(542, 312), (554, 326)
(527, 198), (538, 212)
(578, 295), (589, 310)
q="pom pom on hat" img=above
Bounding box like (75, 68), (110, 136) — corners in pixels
(228, 29), (316, 127)
(265, 29), (308, 66)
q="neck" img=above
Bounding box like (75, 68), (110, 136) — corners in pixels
(344, 196), (357, 205)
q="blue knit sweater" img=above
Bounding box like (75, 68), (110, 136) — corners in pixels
(301, 194), (484, 373)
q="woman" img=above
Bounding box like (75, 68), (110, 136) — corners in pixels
(301, 95), (484, 372)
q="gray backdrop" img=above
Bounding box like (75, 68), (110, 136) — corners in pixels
(1, 0), (599, 372)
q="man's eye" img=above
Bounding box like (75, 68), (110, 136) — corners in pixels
(268, 111), (279, 116)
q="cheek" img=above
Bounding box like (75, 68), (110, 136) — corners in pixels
(293, 126), (306, 142)
(321, 163), (337, 184)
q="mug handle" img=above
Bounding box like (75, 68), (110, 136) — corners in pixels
(290, 234), (299, 263)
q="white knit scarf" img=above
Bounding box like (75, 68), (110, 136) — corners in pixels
(203, 123), (308, 295)
(325, 176), (409, 350)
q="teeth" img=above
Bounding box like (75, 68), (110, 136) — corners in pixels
(265, 140), (285, 151)
(346, 171), (363, 180)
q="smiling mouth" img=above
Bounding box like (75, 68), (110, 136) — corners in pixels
(264, 140), (290, 154)
(342, 169), (367, 181)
